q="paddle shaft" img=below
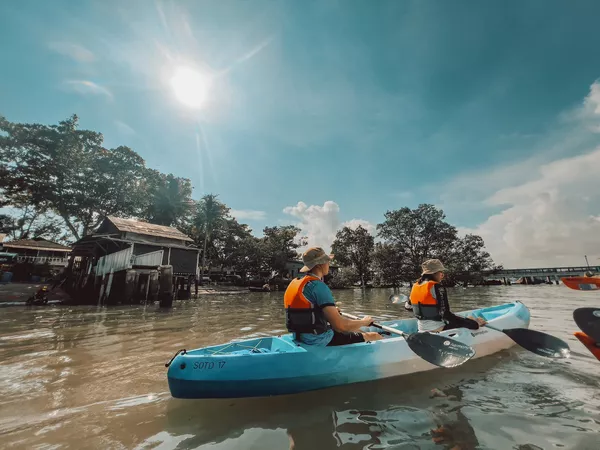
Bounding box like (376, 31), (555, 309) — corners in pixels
(340, 312), (407, 337)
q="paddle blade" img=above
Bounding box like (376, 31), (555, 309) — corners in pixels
(502, 328), (571, 358)
(389, 294), (408, 304)
(405, 333), (475, 368)
(573, 308), (600, 343)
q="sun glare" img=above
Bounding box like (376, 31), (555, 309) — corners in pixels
(170, 66), (211, 109)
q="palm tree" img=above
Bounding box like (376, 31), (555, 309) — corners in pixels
(194, 194), (230, 284)
(144, 172), (193, 227)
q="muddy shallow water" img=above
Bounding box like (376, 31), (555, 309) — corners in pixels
(1, 285), (599, 449)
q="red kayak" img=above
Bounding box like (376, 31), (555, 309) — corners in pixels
(573, 332), (600, 362)
(561, 276), (600, 291)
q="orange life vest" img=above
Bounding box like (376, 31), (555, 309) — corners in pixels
(410, 280), (442, 321)
(284, 275), (330, 335)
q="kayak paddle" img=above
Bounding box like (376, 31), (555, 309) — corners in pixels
(390, 293), (413, 310)
(389, 294), (405, 304)
(391, 293), (570, 359)
(573, 307), (600, 343)
(340, 312), (476, 368)
(482, 324), (570, 359)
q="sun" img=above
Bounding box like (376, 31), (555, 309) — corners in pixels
(170, 66), (211, 109)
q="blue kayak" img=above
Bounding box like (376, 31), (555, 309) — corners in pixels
(167, 301), (530, 399)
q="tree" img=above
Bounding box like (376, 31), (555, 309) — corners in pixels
(212, 218), (255, 274)
(0, 115), (149, 239)
(1, 206), (69, 243)
(261, 225), (301, 277)
(143, 171), (193, 227)
(327, 266), (359, 289)
(377, 204), (458, 281)
(0, 214), (14, 235)
(192, 194), (231, 282)
(371, 242), (407, 287)
(446, 234), (500, 286)
(331, 225), (374, 286)
(228, 234), (265, 278)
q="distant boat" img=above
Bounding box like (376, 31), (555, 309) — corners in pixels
(561, 276), (600, 291)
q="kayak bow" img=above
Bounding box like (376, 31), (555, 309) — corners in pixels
(561, 276), (600, 291)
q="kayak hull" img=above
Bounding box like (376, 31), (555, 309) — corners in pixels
(167, 301), (530, 399)
(561, 276), (600, 291)
(574, 332), (600, 362)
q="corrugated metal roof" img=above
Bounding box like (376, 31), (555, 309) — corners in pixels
(106, 216), (193, 242)
(2, 239), (72, 252)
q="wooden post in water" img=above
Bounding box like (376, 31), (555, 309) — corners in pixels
(158, 265), (174, 308)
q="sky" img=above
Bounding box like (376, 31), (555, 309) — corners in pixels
(1, 0), (600, 268)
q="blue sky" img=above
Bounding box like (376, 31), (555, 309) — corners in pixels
(2, 0), (600, 267)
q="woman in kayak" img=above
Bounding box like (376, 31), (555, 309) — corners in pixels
(409, 259), (487, 333)
(284, 247), (383, 346)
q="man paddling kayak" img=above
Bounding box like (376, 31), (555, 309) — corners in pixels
(409, 259), (487, 333)
(284, 247), (383, 346)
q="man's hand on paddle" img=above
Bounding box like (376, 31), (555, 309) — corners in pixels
(325, 307), (374, 333)
(359, 316), (374, 327)
(468, 315), (487, 326)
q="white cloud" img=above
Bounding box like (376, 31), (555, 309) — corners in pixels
(282, 201), (375, 252)
(341, 219), (377, 236)
(458, 81), (600, 268)
(63, 80), (113, 99)
(583, 80), (600, 116)
(466, 148), (600, 268)
(283, 201), (340, 251)
(230, 209), (267, 221)
(48, 42), (95, 62)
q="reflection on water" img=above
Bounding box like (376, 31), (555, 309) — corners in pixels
(1, 286), (599, 449)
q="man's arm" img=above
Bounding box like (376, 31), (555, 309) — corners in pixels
(322, 306), (372, 332)
(436, 285), (481, 329)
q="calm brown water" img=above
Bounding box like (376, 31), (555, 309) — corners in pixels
(1, 286), (599, 449)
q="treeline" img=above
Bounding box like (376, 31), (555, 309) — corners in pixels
(330, 204), (501, 288)
(0, 114), (499, 286)
(0, 114), (306, 279)
(0, 114), (194, 241)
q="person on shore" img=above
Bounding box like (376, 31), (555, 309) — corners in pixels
(284, 247), (383, 346)
(409, 259), (487, 332)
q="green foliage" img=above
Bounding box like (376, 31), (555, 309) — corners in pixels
(143, 171), (193, 227)
(371, 242), (407, 287)
(377, 204), (458, 281)
(0, 214), (14, 235)
(331, 225), (374, 286)
(327, 267), (359, 289)
(0, 115), (150, 239)
(190, 194), (231, 278)
(1, 206), (69, 244)
(376, 204), (496, 286)
(1, 114), (498, 285)
(261, 225), (302, 277)
(445, 234), (501, 286)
